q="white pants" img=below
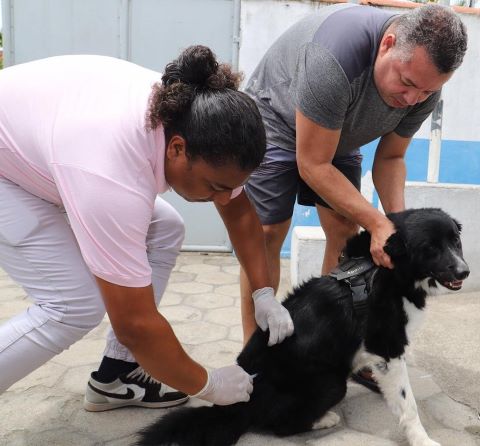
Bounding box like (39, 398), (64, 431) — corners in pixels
(0, 178), (184, 393)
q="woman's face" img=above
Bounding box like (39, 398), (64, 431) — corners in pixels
(164, 136), (251, 206)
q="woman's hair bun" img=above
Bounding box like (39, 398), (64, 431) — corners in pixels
(161, 45), (242, 90)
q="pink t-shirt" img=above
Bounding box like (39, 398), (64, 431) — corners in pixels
(0, 55), (241, 287)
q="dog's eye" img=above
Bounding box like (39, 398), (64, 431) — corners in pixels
(453, 235), (461, 247)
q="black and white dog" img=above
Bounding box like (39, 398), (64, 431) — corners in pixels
(136, 208), (469, 446)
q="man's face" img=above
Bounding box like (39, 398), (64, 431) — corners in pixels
(164, 136), (250, 206)
(374, 35), (453, 109)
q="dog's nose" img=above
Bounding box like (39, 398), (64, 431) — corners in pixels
(448, 258), (470, 280)
(456, 267), (470, 280)
(451, 262), (470, 280)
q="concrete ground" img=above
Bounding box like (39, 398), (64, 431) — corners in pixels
(1, 252), (479, 446)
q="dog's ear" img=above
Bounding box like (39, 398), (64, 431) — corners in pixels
(383, 231), (406, 258)
(453, 218), (462, 233)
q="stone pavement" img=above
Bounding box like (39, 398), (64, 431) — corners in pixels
(1, 252), (479, 446)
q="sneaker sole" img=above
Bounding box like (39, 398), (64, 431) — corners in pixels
(83, 395), (189, 412)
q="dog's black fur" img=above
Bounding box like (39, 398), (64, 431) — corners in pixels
(136, 208), (469, 446)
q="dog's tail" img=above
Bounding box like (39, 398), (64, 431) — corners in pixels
(135, 403), (252, 446)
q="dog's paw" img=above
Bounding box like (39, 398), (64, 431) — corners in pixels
(312, 411), (340, 430)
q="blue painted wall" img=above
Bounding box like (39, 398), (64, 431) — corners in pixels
(280, 138), (480, 257)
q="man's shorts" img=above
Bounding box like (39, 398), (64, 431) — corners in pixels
(245, 145), (362, 226)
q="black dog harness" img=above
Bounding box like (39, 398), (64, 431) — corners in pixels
(329, 257), (378, 318)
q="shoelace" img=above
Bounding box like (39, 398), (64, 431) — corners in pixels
(127, 366), (161, 386)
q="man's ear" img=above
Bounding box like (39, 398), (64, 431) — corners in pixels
(166, 135), (186, 160)
(378, 33), (396, 56)
(383, 231), (406, 259)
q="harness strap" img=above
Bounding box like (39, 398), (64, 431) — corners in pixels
(329, 257), (378, 318)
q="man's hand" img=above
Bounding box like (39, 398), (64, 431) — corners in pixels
(252, 287), (294, 346)
(191, 364), (254, 405)
(370, 217), (396, 269)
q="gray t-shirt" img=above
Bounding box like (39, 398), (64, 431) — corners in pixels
(244, 4), (440, 158)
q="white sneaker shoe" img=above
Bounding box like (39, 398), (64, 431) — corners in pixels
(84, 366), (189, 412)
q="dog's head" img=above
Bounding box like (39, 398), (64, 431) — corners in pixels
(384, 208), (469, 291)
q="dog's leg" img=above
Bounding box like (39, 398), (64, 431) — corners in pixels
(312, 411), (340, 430)
(372, 356), (440, 446)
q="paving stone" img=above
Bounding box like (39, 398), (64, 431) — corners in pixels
(168, 271), (196, 283)
(307, 428), (399, 445)
(408, 366), (442, 400)
(222, 265), (241, 275)
(0, 299), (30, 318)
(237, 432), (301, 445)
(172, 320), (228, 345)
(422, 393), (480, 431)
(58, 364), (96, 395)
(203, 255), (238, 266)
(229, 324), (243, 342)
(166, 282), (213, 294)
(180, 263), (220, 273)
(196, 271), (238, 285)
(427, 428), (480, 446)
(0, 286), (28, 302)
(204, 306), (242, 326)
(1, 387), (79, 433)
(52, 339), (105, 367)
(215, 283), (241, 297)
(72, 406), (162, 443)
(175, 253), (210, 265)
(183, 292), (234, 309)
(159, 291), (183, 305)
(341, 392), (404, 442)
(159, 305), (202, 324)
(189, 339), (242, 368)
(8, 361), (66, 392)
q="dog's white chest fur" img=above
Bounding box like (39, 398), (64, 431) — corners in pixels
(402, 297), (426, 344)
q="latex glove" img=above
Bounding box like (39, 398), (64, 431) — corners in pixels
(253, 287), (294, 346)
(191, 365), (253, 405)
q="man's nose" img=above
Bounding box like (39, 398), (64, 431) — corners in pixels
(403, 89), (421, 106)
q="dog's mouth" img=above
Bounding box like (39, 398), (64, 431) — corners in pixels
(439, 279), (463, 291)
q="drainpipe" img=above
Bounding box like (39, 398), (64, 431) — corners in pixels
(232, 0), (241, 71)
(427, 98), (443, 183)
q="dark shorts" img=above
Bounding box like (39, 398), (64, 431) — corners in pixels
(245, 145), (362, 225)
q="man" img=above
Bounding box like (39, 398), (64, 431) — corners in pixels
(240, 4), (467, 389)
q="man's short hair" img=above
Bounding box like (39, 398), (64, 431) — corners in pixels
(391, 4), (467, 73)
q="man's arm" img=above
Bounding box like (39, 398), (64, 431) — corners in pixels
(372, 131), (411, 214)
(296, 109), (395, 268)
(215, 190), (293, 345)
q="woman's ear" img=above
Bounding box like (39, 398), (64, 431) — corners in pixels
(166, 135), (186, 160)
(383, 231), (406, 259)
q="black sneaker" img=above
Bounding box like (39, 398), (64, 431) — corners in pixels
(84, 366), (189, 412)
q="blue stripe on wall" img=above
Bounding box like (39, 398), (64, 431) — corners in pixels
(280, 138), (480, 257)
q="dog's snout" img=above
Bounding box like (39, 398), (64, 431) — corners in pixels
(449, 260), (470, 280)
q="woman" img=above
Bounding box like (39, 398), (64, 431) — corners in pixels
(0, 46), (293, 410)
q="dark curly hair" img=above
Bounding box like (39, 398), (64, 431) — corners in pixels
(391, 4), (467, 73)
(146, 45), (266, 171)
